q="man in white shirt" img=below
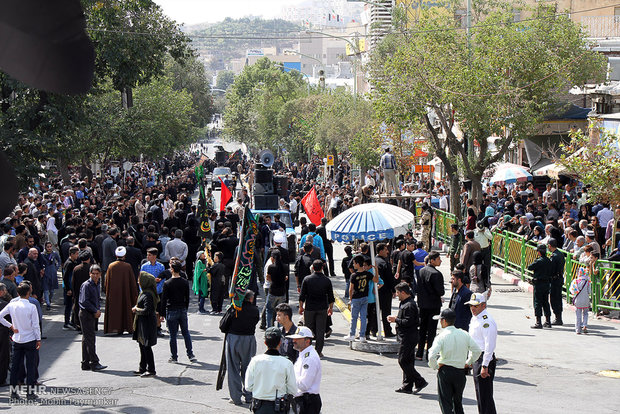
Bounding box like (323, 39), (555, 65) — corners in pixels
(438, 189), (449, 211)
(245, 327), (297, 413)
(0, 282), (41, 399)
(290, 327), (322, 414)
(466, 293), (498, 414)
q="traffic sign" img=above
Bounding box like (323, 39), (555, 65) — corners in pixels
(327, 155), (334, 166)
(414, 165), (435, 173)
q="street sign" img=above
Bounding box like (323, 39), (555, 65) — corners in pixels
(414, 165), (435, 173)
(123, 161), (132, 171)
(327, 155), (334, 166)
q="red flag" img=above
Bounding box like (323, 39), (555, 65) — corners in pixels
(301, 187), (324, 226)
(219, 177), (232, 211)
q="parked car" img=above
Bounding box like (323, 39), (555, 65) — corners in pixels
(211, 167), (236, 190)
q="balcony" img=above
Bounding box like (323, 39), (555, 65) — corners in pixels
(581, 15), (620, 39)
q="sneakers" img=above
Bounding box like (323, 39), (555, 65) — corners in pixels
(140, 372), (156, 378)
(188, 354), (197, 362)
(343, 335), (355, 341)
(413, 381), (429, 395)
(63, 323), (76, 331)
(542, 321), (552, 329)
(359, 337), (368, 343)
(531, 322), (543, 329)
(582, 327), (588, 334)
(395, 387), (412, 394)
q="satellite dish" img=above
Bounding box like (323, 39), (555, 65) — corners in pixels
(259, 149), (275, 168)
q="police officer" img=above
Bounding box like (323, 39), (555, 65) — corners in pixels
(527, 244), (552, 329)
(547, 239), (565, 326)
(245, 327), (297, 414)
(420, 203), (432, 252)
(466, 293), (498, 414)
(289, 326), (322, 414)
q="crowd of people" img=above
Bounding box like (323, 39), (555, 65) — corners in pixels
(0, 142), (614, 414)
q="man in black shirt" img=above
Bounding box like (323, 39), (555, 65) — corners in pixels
(391, 240), (405, 276)
(209, 252), (227, 314)
(376, 243), (396, 338)
(275, 303), (298, 363)
(388, 282), (428, 394)
(416, 251), (445, 360)
(396, 239), (416, 287)
(295, 243), (314, 292)
(341, 245), (353, 299)
(62, 246), (80, 330)
(161, 261), (195, 363)
(299, 260), (334, 357)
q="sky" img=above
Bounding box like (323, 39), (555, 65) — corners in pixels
(154, 0), (305, 25)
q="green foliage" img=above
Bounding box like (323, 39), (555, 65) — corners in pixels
(216, 70), (235, 91)
(167, 55), (214, 127)
(223, 58), (306, 150)
(369, 0), (607, 203)
(560, 127), (620, 206)
(83, 0), (192, 91)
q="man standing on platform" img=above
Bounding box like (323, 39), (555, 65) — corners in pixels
(380, 148), (400, 196)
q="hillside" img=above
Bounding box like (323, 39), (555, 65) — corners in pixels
(186, 17), (302, 71)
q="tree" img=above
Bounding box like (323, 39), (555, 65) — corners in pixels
(216, 70), (235, 91)
(167, 55), (214, 128)
(223, 58), (306, 150)
(560, 126), (620, 206)
(369, 1), (607, 217)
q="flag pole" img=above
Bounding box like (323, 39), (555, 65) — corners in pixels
(370, 241), (383, 341)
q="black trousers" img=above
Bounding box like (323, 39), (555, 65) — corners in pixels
(473, 354), (497, 414)
(64, 288), (73, 325)
(533, 282), (551, 318)
(437, 365), (466, 414)
(398, 336), (426, 390)
(417, 307), (440, 357)
(0, 328), (10, 384)
(325, 245), (335, 276)
(72, 298), (81, 330)
(139, 344), (156, 374)
(378, 291), (394, 336)
(79, 309), (100, 367)
(304, 309), (327, 354)
(367, 303), (378, 336)
(211, 281), (226, 313)
(550, 278), (563, 317)
(294, 393), (322, 414)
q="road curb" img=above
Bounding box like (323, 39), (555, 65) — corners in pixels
(491, 267), (534, 293)
(333, 291), (351, 322)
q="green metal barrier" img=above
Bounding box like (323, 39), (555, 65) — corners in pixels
(431, 207), (620, 313)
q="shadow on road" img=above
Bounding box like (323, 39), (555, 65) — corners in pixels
(495, 375), (537, 387)
(321, 355), (383, 366)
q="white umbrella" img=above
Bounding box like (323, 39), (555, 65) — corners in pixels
(326, 203), (415, 341)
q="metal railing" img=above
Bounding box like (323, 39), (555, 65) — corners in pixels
(432, 208), (620, 313)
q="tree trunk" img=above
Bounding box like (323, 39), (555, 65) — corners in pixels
(449, 178), (461, 220)
(471, 176), (483, 211)
(57, 157), (71, 185)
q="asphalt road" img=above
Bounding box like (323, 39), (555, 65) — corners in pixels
(4, 225), (620, 412)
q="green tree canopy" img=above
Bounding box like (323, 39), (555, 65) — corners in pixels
(369, 1), (607, 215)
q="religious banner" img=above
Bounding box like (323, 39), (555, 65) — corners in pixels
(301, 186), (324, 226)
(194, 165), (212, 239)
(229, 206), (258, 310)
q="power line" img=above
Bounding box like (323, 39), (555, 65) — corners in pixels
(86, 3), (620, 40)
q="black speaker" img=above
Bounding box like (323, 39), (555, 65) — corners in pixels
(254, 195), (279, 210)
(255, 168), (274, 184)
(253, 182), (274, 195)
(273, 175), (289, 197)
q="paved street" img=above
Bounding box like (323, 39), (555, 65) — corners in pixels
(4, 235), (620, 413)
